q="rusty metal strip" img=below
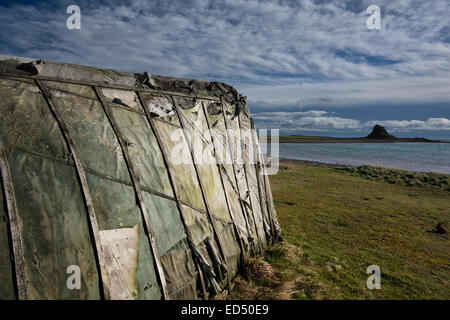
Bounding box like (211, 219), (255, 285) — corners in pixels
(136, 91), (208, 299)
(34, 79), (110, 300)
(0, 73), (221, 102)
(237, 111), (264, 253)
(220, 97), (257, 252)
(171, 96), (233, 292)
(0, 140), (28, 300)
(93, 86), (169, 300)
(201, 101), (247, 262)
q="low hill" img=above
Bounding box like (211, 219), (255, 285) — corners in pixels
(260, 124), (444, 143)
(366, 124), (396, 139)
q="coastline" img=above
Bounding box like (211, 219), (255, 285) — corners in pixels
(261, 136), (448, 144)
(278, 157), (353, 169)
(276, 157), (450, 176)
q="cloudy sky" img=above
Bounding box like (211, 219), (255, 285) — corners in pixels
(1, 0), (449, 138)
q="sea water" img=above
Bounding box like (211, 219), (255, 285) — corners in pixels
(274, 142), (450, 174)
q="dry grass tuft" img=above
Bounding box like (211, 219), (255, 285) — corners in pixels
(227, 242), (326, 300)
(242, 258), (276, 282)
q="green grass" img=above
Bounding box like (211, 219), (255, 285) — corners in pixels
(231, 161), (449, 300)
(338, 165), (450, 190)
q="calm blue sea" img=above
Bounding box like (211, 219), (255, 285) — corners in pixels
(275, 142), (450, 174)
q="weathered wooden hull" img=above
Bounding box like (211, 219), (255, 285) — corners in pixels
(0, 55), (281, 300)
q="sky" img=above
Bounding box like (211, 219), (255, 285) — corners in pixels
(1, 0), (449, 138)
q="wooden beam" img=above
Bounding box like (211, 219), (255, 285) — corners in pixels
(35, 79), (110, 300)
(94, 86), (169, 300)
(0, 139), (28, 300)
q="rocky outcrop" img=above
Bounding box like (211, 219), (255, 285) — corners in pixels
(366, 124), (396, 139)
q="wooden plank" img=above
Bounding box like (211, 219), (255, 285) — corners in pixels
(220, 97), (258, 254)
(238, 111), (264, 253)
(250, 118), (275, 242)
(136, 91), (208, 299)
(0, 139), (28, 300)
(171, 96), (232, 292)
(34, 79), (110, 300)
(201, 100), (247, 263)
(11, 145), (178, 204)
(98, 225), (140, 300)
(93, 86), (169, 300)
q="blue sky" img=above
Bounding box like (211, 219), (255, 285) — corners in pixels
(1, 0), (449, 138)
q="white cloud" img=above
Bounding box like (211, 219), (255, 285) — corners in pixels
(0, 0), (449, 133)
(254, 110), (363, 130)
(254, 111), (450, 132)
(242, 76), (450, 111)
(1, 0), (449, 83)
(366, 118), (450, 131)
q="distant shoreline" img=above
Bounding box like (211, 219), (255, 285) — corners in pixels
(261, 136), (448, 143)
(279, 157), (351, 169)
(277, 157), (450, 175)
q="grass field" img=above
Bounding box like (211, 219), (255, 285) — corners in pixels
(230, 160), (449, 300)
